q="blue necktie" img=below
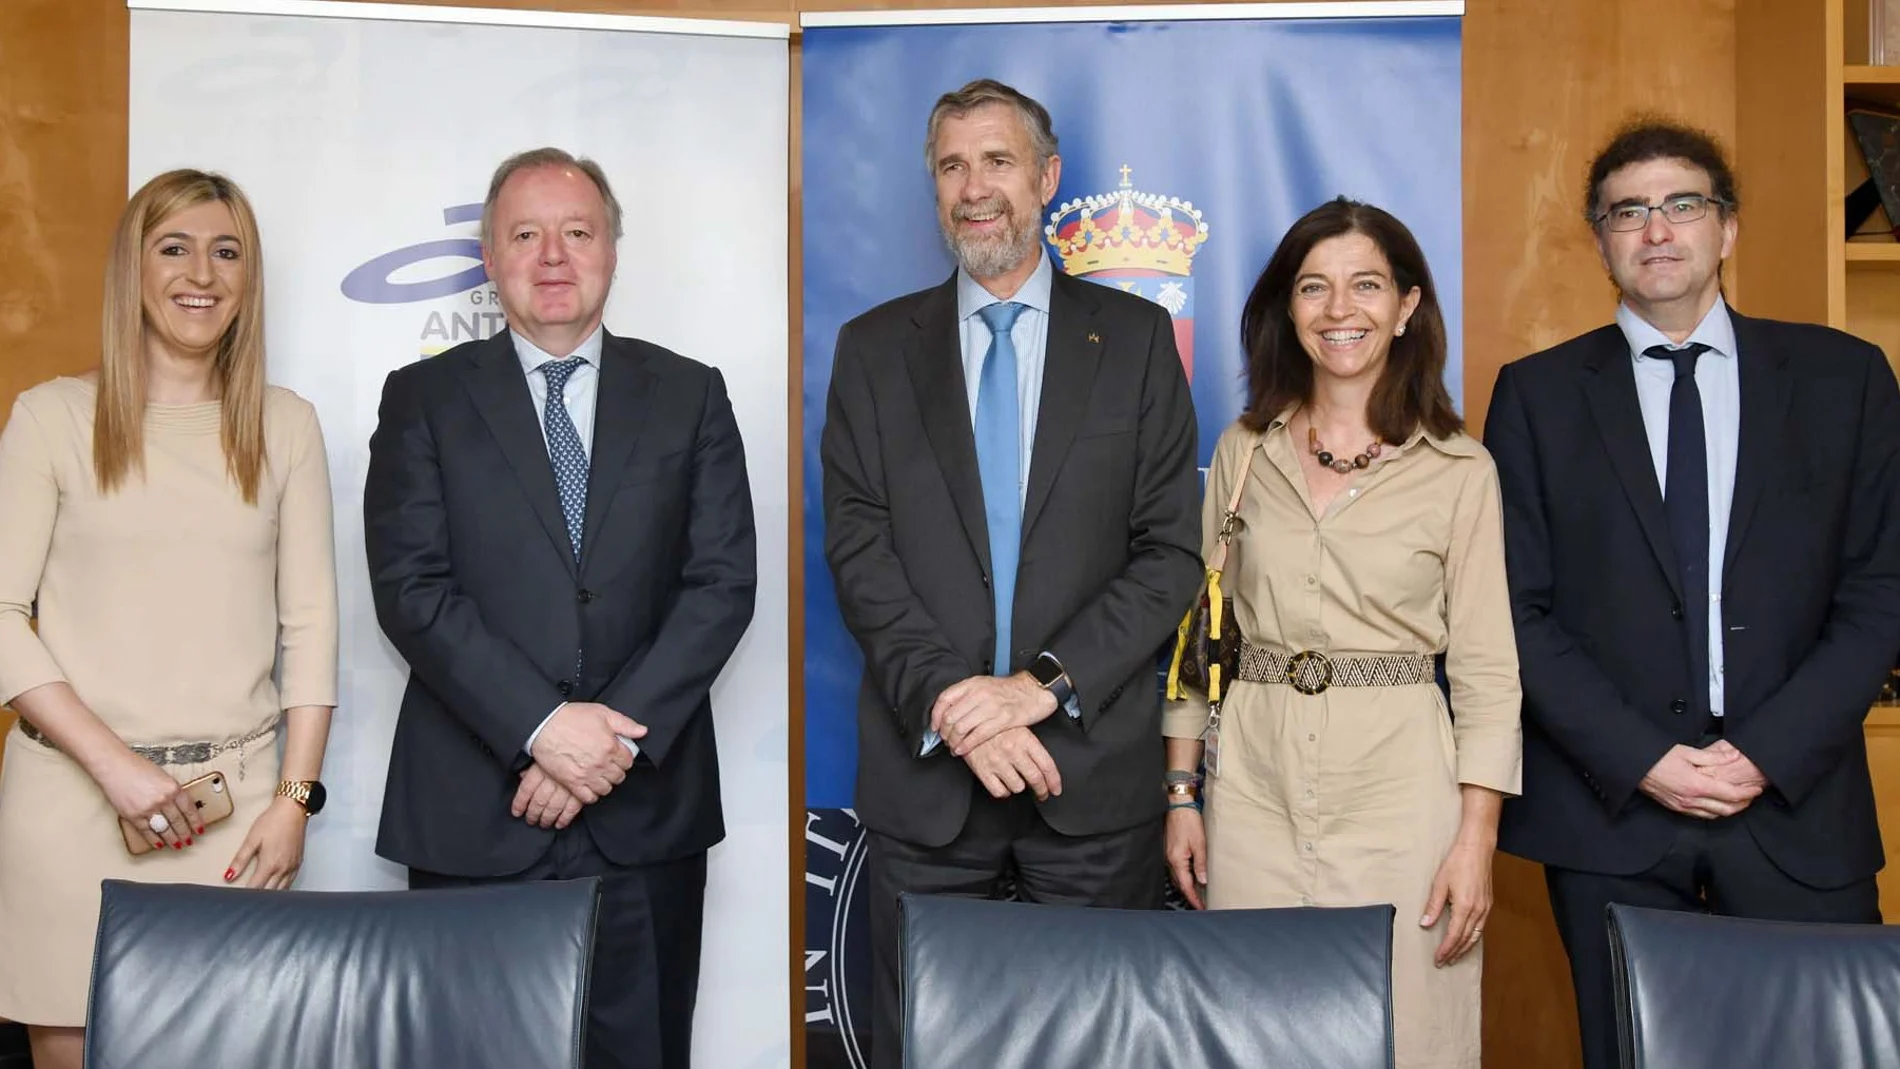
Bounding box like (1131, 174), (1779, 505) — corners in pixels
(975, 302), (1026, 677)
(1649, 342), (1712, 718)
(538, 357), (590, 563)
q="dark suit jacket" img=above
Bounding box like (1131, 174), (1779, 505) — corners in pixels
(821, 269), (1203, 848)
(365, 330), (756, 877)
(1487, 311), (1900, 887)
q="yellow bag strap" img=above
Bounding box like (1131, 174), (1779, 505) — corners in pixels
(1206, 569), (1226, 703)
(1164, 435), (1259, 702)
(1166, 601), (1194, 700)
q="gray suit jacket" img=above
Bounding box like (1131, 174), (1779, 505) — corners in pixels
(822, 270), (1202, 847)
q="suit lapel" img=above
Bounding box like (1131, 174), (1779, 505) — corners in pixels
(905, 277), (994, 575)
(1582, 329), (1684, 601)
(1022, 273), (1103, 537)
(580, 334), (657, 565)
(1723, 313), (1792, 585)
(459, 332), (578, 578)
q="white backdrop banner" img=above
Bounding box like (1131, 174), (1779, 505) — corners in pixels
(129, 3), (789, 1065)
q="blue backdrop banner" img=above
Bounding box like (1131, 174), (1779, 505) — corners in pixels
(801, 13), (1460, 1065)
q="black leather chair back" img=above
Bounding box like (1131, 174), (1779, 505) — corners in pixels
(86, 877), (600, 1069)
(901, 895), (1394, 1069)
(1609, 902), (1900, 1069)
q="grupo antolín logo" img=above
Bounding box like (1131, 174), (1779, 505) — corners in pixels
(339, 203), (507, 357)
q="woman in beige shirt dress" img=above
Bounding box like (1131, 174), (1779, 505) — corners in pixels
(1164, 198), (1521, 1069)
(0, 170), (337, 1069)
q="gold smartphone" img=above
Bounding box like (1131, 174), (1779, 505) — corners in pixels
(120, 770), (237, 856)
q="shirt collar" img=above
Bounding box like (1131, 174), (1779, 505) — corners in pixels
(511, 324), (605, 377)
(957, 251), (1054, 324)
(1263, 404), (1481, 458)
(1617, 294), (1737, 364)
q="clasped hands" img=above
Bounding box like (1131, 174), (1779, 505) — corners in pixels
(931, 673), (1063, 801)
(513, 702), (647, 829)
(1638, 739), (1768, 819)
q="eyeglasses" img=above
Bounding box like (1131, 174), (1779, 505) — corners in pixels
(1594, 193), (1731, 233)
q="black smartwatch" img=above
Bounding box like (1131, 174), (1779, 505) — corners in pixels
(1028, 652), (1076, 709)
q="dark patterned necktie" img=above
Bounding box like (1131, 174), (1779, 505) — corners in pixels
(537, 357), (589, 562)
(1647, 341), (1712, 717)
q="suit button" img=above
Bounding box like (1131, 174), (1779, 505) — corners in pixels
(1671, 603), (1684, 620)
(980, 574), (991, 588)
(981, 659), (993, 674)
(557, 680), (574, 697)
(577, 589), (595, 603)
(1671, 699), (1687, 714)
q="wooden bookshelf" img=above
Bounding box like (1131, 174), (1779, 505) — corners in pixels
(1845, 64), (1900, 106)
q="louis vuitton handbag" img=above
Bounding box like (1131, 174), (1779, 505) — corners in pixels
(1165, 435), (1257, 773)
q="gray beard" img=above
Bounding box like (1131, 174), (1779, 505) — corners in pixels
(941, 211), (1042, 281)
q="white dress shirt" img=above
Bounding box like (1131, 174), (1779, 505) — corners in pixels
(509, 326), (640, 760)
(1616, 297), (1741, 717)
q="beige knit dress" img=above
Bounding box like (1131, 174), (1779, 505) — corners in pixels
(0, 375), (337, 1026)
(1165, 417), (1522, 1069)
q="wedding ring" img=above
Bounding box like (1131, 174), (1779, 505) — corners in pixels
(148, 813), (170, 834)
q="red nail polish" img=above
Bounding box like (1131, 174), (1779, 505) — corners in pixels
(224, 869), (235, 882)
(185, 838), (194, 846)
(197, 826), (206, 835)
(172, 843), (182, 850)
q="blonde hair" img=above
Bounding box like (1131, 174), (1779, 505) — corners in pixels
(96, 169), (268, 503)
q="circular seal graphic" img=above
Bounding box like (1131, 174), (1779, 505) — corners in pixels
(804, 807), (871, 1069)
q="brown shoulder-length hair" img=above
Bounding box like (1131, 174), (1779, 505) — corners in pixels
(1238, 197), (1460, 444)
(96, 169), (268, 503)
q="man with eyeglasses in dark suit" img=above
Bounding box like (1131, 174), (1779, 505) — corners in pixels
(1485, 116), (1900, 1069)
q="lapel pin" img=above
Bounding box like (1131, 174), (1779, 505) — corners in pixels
(1087, 333), (1101, 344)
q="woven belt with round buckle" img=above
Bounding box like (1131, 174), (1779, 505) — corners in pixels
(1285, 650), (1334, 695)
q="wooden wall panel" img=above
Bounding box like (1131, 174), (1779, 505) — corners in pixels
(1847, 261), (1900, 379)
(0, 0), (129, 406)
(1462, 2), (1736, 1067)
(1870, 711), (1900, 920)
(1460, 0), (1736, 440)
(1733, 0), (1832, 325)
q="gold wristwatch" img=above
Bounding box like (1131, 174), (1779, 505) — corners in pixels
(275, 780), (327, 817)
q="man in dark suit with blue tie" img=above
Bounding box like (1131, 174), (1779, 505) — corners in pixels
(364, 148), (757, 1069)
(819, 80), (1203, 1069)
(1486, 118), (1900, 1069)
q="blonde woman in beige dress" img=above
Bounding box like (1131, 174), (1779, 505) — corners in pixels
(0, 170), (337, 1069)
(1163, 198), (1521, 1069)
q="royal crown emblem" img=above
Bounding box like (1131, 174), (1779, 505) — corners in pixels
(1046, 165), (1209, 378)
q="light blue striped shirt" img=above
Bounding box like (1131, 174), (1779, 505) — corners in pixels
(1616, 297), (1740, 717)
